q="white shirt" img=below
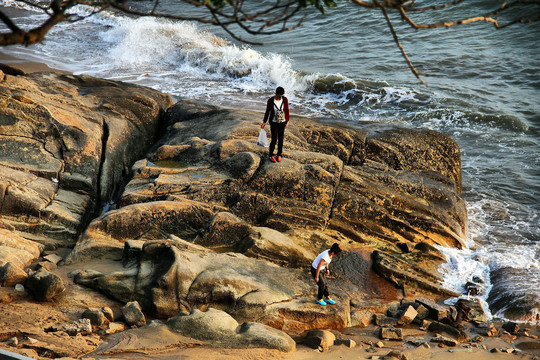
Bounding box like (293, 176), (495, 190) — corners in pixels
(273, 98), (284, 122)
(312, 249), (332, 270)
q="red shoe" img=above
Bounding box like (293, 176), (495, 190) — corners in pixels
(277, 156), (282, 162)
(269, 156), (277, 163)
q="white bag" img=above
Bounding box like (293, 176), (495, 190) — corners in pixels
(257, 128), (269, 147)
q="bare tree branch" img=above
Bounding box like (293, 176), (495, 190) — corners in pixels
(1, 0), (539, 83)
(0, 9), (22, 32)
(377, 1), (427, 86)
(0, 0), (71, 45)
(350, 0), (540, 83)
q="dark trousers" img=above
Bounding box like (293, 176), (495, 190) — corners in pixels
(269, 122), (286, 157)
(311, 266), (329, 300)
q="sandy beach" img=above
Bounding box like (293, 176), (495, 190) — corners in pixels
(0, 50), (68, 73)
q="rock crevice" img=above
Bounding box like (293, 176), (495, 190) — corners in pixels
(0, 71), (174, 245)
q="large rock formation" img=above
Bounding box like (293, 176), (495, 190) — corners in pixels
(0, 67), (174, 247)
(1, 69), (467, 347)
(67, 99), (466, 325)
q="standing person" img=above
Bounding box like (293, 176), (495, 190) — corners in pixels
(261, 86), (290, 163)
(311, 243), (342, 306)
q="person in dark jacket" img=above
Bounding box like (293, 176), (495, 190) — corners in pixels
(261, 86), (290, 163)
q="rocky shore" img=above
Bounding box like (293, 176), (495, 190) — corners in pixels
(0, 64), (539, 359)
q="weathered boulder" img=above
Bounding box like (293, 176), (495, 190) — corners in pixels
(0, 246), (35, 270)
(501, 322), (520, 335)
(380, 327), (403, 341)
(104, 322), (126, 335)
(456, 298), (487, 323)
(0, 229), (42, 271)
(383, 350), (408, 360)
(82, 308), (109, 326)
(194, 211), (255, 249)
(335, 338), (357, 348)
(516, 341), (540, 351)
(25, 268), (65, 301)
(73, 239), (310, 319)
(167, 308), (238, 341)
(46, 318), (93, 336)
(65, 199), (215, 264)
(350, 309), (373, 327)
(330, 159), (467, 250)
(415, 304), (430, 322)
(236, 321), (296, 352)
(303, 329), (336, 351)
(101, 306), (115, 322)
(89, 323), (204, 356)
(0, 262), (28, 286)
(416, 298), (451, 321)
(258, 297), (351, 334)
(428, 321), (470, 342)
(375, 314), (398, 327)
(0, 229), (42, 259)
(0, 71), (173, 244)
(121, 301), (146, 327)
(72, 238), (357, 333)
(366, 128), (462, 193)
(73, 268), (137, 304)
(167, 308), (296, 352)
(373, 251), (460, 298)
(431, 335), (458, 347)
(43, 253), (63, 265)
(397, 305), (418, 325)
(239, 227), (320, 268)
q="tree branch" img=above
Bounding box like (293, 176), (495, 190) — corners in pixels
(1, 0), (539, 84)
(206, 4), (264, 45)
(0, 1), (68, 45)
(377, 1), (427, 85)
(0, 10), (22, 32)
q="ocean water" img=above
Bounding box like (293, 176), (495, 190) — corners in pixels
(1, 0), (538, 321)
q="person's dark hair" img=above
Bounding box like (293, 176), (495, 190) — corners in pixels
(275, 86), (285, 95)
(330, 243), (342, 256)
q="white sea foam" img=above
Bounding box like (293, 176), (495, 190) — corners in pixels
(436, 192), (540, 321)
(92, 16), (312, 95)
(61, 15), (425, 114)
(0, 0), (42, 11)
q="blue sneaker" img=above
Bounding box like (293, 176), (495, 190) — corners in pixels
(316, 299), (327, 306)
(326, 298), (336, 305)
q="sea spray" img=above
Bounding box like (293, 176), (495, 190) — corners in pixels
(437, 195), (540, 322)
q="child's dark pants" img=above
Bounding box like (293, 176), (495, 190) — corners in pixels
(310, 266), (329, 300)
